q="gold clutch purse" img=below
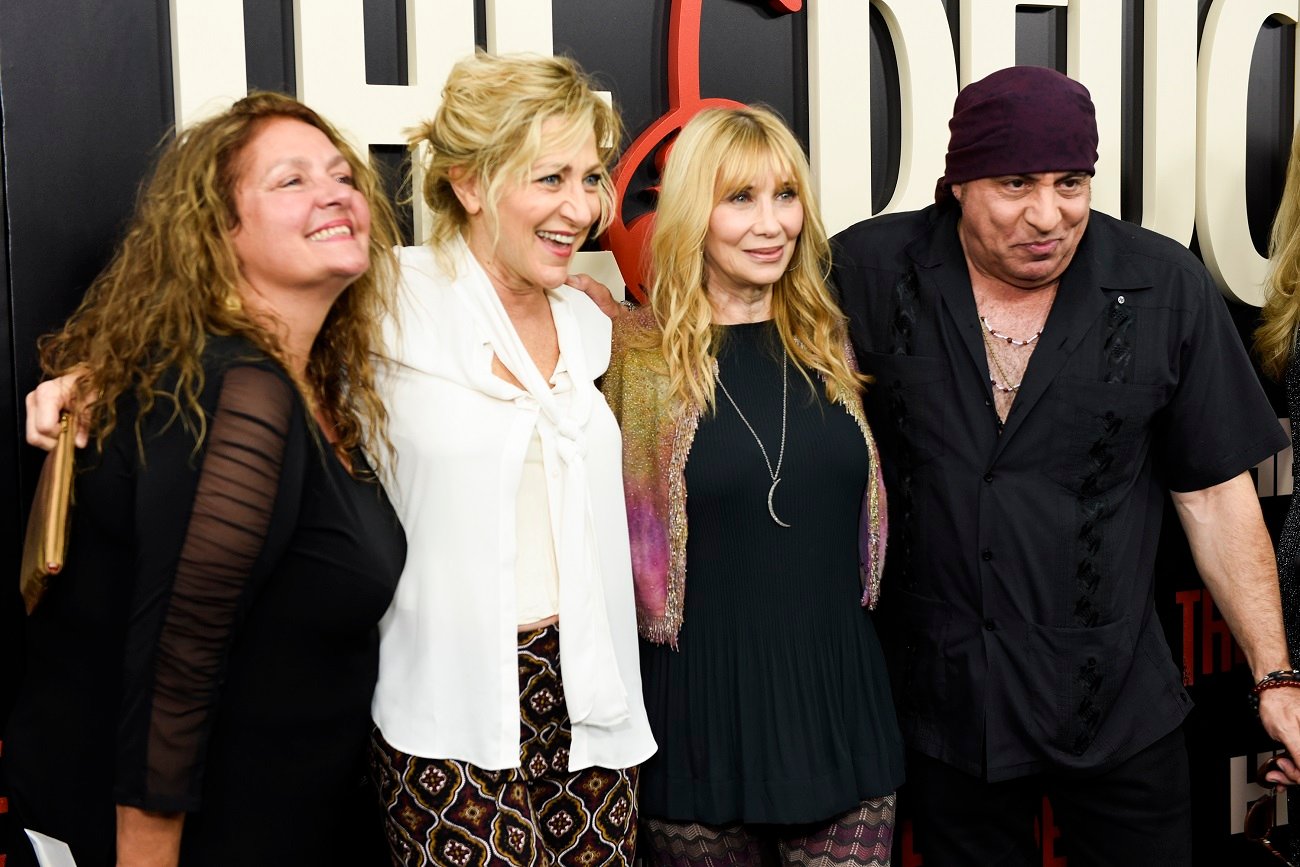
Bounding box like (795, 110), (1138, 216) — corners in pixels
(20, 412), (77, 614)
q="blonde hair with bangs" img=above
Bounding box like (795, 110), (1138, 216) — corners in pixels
(649, 106), (865, 413)
(408, 51), (622, 271)
(38, 91), (401, 470)
(1258, 126), (1300, 380)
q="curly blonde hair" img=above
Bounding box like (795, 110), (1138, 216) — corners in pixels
(38, 91), (400, 468)
(648, 106), (865, 413)
(1258, 126), (1300, 380)
(407, 51), (622, 271)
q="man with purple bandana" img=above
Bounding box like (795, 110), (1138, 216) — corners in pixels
(832, 65), (1300, 865)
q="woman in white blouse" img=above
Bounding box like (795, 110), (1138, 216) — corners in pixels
(367, 52), (655, 866)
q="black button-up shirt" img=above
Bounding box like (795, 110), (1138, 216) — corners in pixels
(832, 203), (1287, 781)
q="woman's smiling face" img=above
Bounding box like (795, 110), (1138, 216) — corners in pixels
(462, 119), (604, 295)
(703, 170), (804, 298)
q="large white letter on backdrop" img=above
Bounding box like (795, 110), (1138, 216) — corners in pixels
(294, 0), (475, 243)
(1065, 0), (1122, 217)
(1197, 0), (1300, 306)
(959, 0), (1063, 83)
(1140, 0), (1198, 245)
(807, 0), (874, 235)
(169, 0), (248, 127)
(485, 0), (551, 54)
(871, 0), (958, 217)
(809, 0), (955, 235)
(959, 0), (1122, 216)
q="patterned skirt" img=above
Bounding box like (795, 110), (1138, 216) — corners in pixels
(370, 625), (639, 867)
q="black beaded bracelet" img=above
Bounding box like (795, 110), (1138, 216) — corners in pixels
(1250, 669), (1300, 711)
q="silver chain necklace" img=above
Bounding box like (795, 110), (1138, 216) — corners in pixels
(715, 351), (791, 528)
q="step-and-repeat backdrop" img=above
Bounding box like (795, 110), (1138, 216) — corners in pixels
(1, 1), (1296, 863)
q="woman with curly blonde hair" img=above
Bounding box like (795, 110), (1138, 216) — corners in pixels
(602, 106), (903, 866)
(5, 92), (407, 866)
(366, 52), (654, 867)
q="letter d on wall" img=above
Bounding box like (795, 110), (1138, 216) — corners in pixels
(1197, 0), (1300, 306)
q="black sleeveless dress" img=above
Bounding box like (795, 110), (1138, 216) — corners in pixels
(638, 321), (904, 825)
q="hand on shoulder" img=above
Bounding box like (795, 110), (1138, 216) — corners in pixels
(565, 273), (628, 321)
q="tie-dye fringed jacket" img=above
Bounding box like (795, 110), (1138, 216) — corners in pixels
(600, 305), (888, 648)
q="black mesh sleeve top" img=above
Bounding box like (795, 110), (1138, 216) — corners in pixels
(3, 336), (406, 866)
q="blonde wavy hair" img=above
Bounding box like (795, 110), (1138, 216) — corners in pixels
(407, 51), (622, 271)
(1257, 126), (1300, 380)
(38, 91), (400, 469)
(648, 106), (865, 413)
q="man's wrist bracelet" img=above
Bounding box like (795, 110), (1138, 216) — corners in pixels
(1250, 669), (1300, 711)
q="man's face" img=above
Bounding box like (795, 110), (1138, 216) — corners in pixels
(951, 172), (1091, 291)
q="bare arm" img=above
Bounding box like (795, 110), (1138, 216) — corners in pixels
(1172, 470), (1300, 783)
(116, 805), (183, 867)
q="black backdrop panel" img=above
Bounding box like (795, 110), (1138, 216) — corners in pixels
(0, 0), (175, 739)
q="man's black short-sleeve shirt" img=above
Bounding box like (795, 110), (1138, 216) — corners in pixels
(832, 203), (1286, 781)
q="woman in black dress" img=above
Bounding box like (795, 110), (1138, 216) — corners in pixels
(4, 93), (406, 866)
(602, 106), (903, 865)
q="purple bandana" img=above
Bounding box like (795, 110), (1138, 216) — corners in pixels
(936, 65), (1098, 202)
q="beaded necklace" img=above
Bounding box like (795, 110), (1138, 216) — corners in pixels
(980, 315), (1042, 346)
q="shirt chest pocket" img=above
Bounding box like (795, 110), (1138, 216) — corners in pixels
(1046, 378), (1167, 495)
(861, 352), (951, 468)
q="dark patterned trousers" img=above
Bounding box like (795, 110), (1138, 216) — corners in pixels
(370, 625), (639, 867)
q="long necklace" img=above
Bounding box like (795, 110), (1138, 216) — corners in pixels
(716, 352), (791, 528)
(980, 325), (1022, 394)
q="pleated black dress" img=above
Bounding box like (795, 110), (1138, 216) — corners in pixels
(3, 336), (406, 866)
(638, 321), (904, 825)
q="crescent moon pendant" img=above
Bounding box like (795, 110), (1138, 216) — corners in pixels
(767, 478), (792, 528)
